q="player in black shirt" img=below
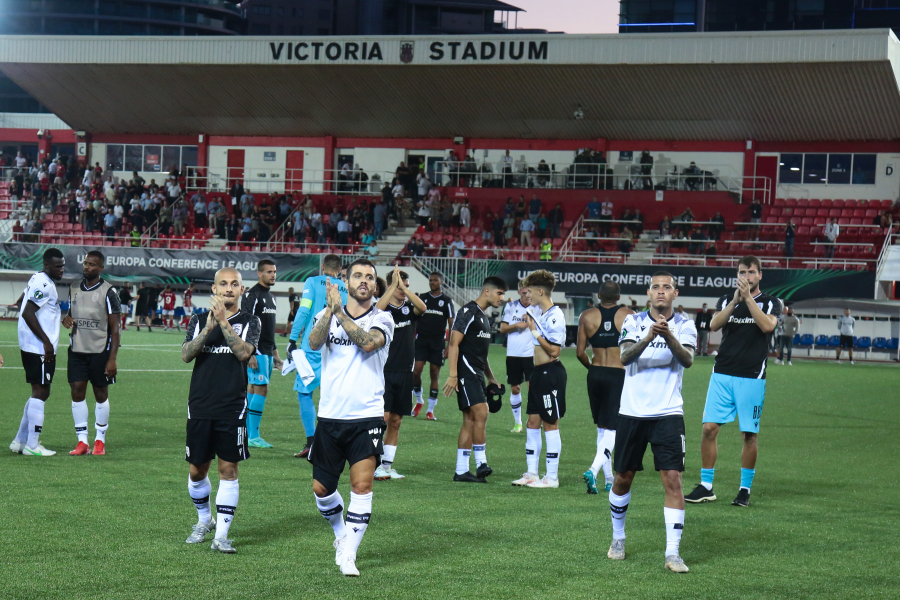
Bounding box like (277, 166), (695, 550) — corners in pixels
(135, 282), (152, 332)
(241, 260), (283, 449)
(118, 286), (132, 331)
(283, 287), (299, 338)
(374, 266), (426, 480)
(686, 256), (782, 508)
(443, 276), (508, 483)
(413, 272), (455, 420)
(181, 267), (261, 554)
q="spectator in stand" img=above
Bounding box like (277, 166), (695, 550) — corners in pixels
(492, 214), (505, 247)
(520, 214), (535, 246)
(230, 181), (245, 207)
(537, 212), (548, 240)
(877, 210), (893, 233)
(689, 226), (707, 255)
(514, 195), (527, 228)
(459, 199), (471, 228)
(373, 199), (387, 239)
(618, 224), (634, 254)
(548, 203), (564, 239)
(695, 303), (712, 356)
(408, 236), (425, 257)
(426, 184), (440, 211)
(22, 217), (34, 241)
(537, 159), (551, 187)
(84, 203), (97, 233)
(632, 209), (644, 235)
(113, 200), (124, 232)
(104, 210), (117, 241)
(225, 214), (238, 242)
(540, 238), (552, 260)
(462, 154), (477, 187)
(600, 197), (613, 237)
(585, 225), (599, 252)
(824, 217), (839, 259)
(15, 151), (27, 169)
(130, 225), (142, 247)
(293, 213), (308, 248)
(336, 214), (351, 245)
(191, 191), (207, 228)
(749, 197), (763, 240)
(240, 189), (254, 215)
(678, 207), (695, 236)
(158, 201), (173, 236)
(241, 212), (253, 242)
(207, 196), (222, 234)
(683, 161), (702, 190)
(528, 194), (542, 223)
(417, 171), (433, 200)
(277, 196), (292, 225)
(503, 211), (515, 245)
(438, 239), (450, 257)
(67, 194), (78, 224)
(710, 211), (726, 240)
(11, 219), (22, 241)
(500, 149), (514, 187)
(172, 200), (188, 236)
(365, 239), (380, 258)
(451, 198), (461, 226)
(417, 202), (431, 227)
(361, 228), (376, 247)
(784, 218), (796, 258)
(450, 235), (466, 257)
(258, 216), (271, 246)
(439, 199), (453, 229)
(131, 206), (145, 233)
(503, 197), (515, 220)
(639, 150), (654, 190)
(478, 159), (493, 187)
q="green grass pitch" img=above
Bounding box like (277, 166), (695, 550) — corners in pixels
(0, 320), (897, 600)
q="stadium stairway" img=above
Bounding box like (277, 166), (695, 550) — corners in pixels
(376, 223), (419, 266)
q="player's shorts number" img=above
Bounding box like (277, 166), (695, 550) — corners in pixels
(237, 426), (245, 448)
(681, 434), (686, 467)
(543, 394), (553, 409)
(753, 406), (762, 419)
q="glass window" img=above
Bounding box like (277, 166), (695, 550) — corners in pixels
(319, 9), (331, 19)
(98, 20), (120, 34)
(143, 145), (162, 172)
(852, 154), (877, 185)
(779, 153), (802, 184)
(107, 145), (124, 170)
(99, 2), (120, 16)
(803, 154), (826, 184)
(181, 146), (198, 168)
(162, 146), (181, 172)
(827, 154), (851, 184)
(125, 145), (143, 172)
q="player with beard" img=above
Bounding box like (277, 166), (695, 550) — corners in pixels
(10, 248), (65, 456)
(576, 281), (634, 494)
(181, 268), (260, 554)
(685, 256), (781, 508)
(412, 272), (455, 420)
(62, 251), (120, 456)
(443, 277), (508, 483)
(307, 259), (394, 576)
(608, 272), (696, 573)
(374, 266), (426, 480)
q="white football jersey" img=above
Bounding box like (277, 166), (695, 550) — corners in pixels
(527, 304), (567, 347)
(18, 271), (61, 355)
(502, 300), (534, 358)
(317, 305), (395, 421)
(618, 311), (697, 418)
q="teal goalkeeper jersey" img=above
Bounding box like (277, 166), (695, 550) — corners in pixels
(290, 275), (348, 353)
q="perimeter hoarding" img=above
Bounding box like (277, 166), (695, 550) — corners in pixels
(476, 261), (875, 301)
(0, 244), (321, 284)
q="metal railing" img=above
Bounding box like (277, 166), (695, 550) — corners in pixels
(875, 230), (900, 278)
(432, 161), (771, 203)
(183, 166), (395, 196)
(650, 253), (875, 270)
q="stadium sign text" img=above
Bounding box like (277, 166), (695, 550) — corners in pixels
(267, 40), (549, 63)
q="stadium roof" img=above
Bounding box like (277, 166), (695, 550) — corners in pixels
(2, 29), (900, 141)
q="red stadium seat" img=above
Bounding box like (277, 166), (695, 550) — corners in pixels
(773, 198), (786, 207)
(828, 209), (842, 218)
(797, 198), (810, 207)
(832, 199), (845, 208)
(821, 199), (833, 207)
(785, 198), (798, 207)
(808, 199), (821, 208)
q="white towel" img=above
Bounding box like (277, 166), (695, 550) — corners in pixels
(282, 348), (315, 385)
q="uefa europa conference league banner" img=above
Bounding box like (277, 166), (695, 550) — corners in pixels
(486, 261), (875, 301)
(0, 244), (875, 300)
(0, 243), (321, 284)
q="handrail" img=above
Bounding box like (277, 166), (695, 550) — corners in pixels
(558, 212), (586, 261)
(183, 166), (395, 196)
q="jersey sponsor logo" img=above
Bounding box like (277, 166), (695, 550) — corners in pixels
(328, 333), (356, 347)
(728, 316), (757, 324)
(261, 307), (277, 314)
(202, 345), (234, 354)
(425, 309), (445, 316)
(477, 331), (491, 339)
(395, 320), (412, 328)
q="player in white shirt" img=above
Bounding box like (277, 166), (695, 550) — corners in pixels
(306, 258), (395, 577)
(511, 270), (568, 489)
(607, 272), (696, 574)
(10, 248), (66, 456)
(836, 308), (855, 364)
(499, 283), (534, 433)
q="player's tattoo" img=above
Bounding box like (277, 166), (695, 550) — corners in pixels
(667, 342), (694, 368)
(181, 327), (211, 363)
(220, 321), (254, 361)
(619, 336), (654, 366)
(308, 312), (331, 351)
(334, 312), (385, 352)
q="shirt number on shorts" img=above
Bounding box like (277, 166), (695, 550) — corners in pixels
(237, 426), (245, 447)
(543, 394), (553, 409)
(681, 434), (686, 467)
(752, 406), (763, 419)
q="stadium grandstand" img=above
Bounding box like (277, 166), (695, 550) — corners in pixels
(1, 29), (900, 295)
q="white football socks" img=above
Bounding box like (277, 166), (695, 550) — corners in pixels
(215, 479), (239, 540)
(346, 491), (372, 555)
(510, 392), (522, 425)
(72, 401), (89, 445)
(316, 490), (347, 539)
(544, 429), (561, 480)
(664, 507), (685, 557)
(610, 490), (630, 540)
(26, 399), (46, 449)
(473, 443), (487, 467)
(14, 398), (33, 445)
(95, 399), (110, 443)
(525, 427), (542, 474)
(427, 397), (438, 413)
(188, 476), (212, 523)
(455, 448), (471, 475)
(382, 444), (397, 469)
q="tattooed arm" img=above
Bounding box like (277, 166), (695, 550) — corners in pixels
(181, 314), (214, 363)
(618, 334), (655, 366)
(308, 309), (332, 351)
(220, 318), (256, 362)
(333, 308), (386, 353)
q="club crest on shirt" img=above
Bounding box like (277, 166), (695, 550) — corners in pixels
(439, 300), (445, 307)
(401, 306), (410, 315)
(604, 321), (611, 331)
(756, 302), (764, 310)
(232, 323), (243, 336)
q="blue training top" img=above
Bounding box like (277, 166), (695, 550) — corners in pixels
(290, 274), (348, 353)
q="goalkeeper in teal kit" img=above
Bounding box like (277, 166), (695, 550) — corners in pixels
(287, 254), (347, 458)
